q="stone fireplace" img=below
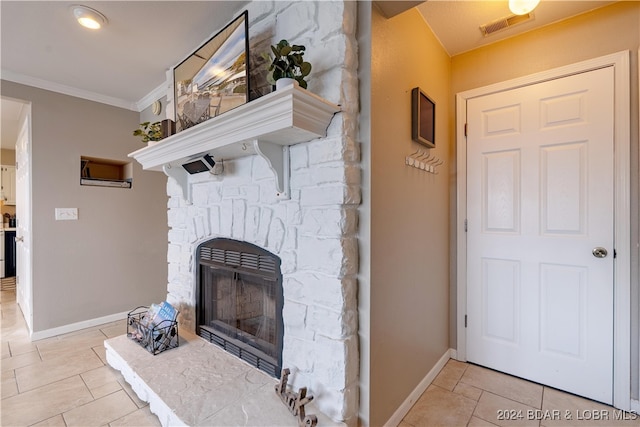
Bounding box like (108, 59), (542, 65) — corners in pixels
(124, 2), (360, 424)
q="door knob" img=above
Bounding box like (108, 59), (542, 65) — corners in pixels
(592, 247), (608, 258)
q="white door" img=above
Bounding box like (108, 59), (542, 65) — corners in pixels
(15, 105), (33, 334)
(466, 67), (614, 404)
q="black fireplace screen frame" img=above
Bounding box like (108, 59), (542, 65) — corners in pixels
(195, 238), (284, 378)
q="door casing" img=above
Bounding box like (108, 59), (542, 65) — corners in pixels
(455, 50), (631, 410)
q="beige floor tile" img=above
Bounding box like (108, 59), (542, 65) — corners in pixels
(7, 338), (38, 356)
(31, 414), (67, 426)
(454, 381), (483, 401)
(100, 321), (127, 339)
(37, 329), (108, 360)
(1, 350), (41, 372)
(468, 415), (500, 426)
(62, 390), (138, 427)
(1, 373), (19, 398)
(1, 375), (94, 426)
(16, 348), (103, 392)
(473, 391), (539, 427)
(1, 339), (10, 358)
(93, 344), (108, 364)
(432, 359), (468, 391)
(402, 385), (477, 426)
(540, 387), (640, 427)
(109, 406), (161, 427)
(81, 365), (122, 392)
(461, 364), (543, 408)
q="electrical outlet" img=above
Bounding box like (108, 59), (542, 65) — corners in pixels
(55, 208), (78, 221)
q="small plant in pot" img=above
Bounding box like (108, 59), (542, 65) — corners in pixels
(267, 39), (312, 89)
(133, 121), (162, 144)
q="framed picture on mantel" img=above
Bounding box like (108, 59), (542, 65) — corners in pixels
(411, 87), (435, 148)
(173, 11), (250, 133)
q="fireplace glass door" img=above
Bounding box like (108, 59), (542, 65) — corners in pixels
(196, 238), (283, 377)
(201, 267), (278, 360)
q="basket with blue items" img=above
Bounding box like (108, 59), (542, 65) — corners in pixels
(127, 302), (179, 355)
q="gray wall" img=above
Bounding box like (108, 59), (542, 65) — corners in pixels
(1, 81), (168, 333)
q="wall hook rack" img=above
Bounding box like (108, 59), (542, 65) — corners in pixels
(405, 150), (443, 174)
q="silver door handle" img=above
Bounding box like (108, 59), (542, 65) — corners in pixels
(592, 247), (608, 258)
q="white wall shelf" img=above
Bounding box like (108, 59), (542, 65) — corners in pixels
(128, 84), (340, 202)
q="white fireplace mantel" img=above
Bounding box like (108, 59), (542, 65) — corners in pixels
(129, 84), (340, 202)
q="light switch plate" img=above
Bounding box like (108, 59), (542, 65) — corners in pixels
(55, 208), (78, 221)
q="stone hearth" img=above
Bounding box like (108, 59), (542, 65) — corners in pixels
(105, 333), (340, 426)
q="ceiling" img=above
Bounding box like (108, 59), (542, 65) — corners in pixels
(416, 0), (615, 56)
(0, 1), (618, 150)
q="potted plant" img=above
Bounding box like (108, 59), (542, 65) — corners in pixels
(267, 39), (312, 89)
(133, 121), (162, 144)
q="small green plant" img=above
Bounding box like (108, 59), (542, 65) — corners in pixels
(133, 121), (162, 143)
(267, 40), (312, 89)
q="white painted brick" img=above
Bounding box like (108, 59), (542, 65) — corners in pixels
(168, 228), (186, 244)
(308, 305), (356, 338)
(167, 244), (181, 263)
(266, 217), (285, 253)
(298, 236), (357, 276)
(245, 206), (261, 242)
(252, 155), (274, 181)
(300, 184), (361, 207)
(274, 2), (318, 42)
(313, 334), (358, 390)
(300, 207), (357, 237)
(316, 1), (344, 36)
(220, 200), (233, 236)
(308, 136), (347, 164)
(279, 250), (297, 274)
(208, 205), (221, 235)
(289, 144), (308, 170)
(256, 208), (272, 247)
(259, 181), (279, 204)
(282, 337), (314, 373)
(191, 183), (210, 206)
(282, 300), (308, 339)
(231, 199), (246, 240)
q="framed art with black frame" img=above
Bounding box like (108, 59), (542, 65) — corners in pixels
(411, 87), (435, 148)
(173, 11), (250, 133)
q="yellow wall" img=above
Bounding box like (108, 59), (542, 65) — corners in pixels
(370, 5), (452, 425)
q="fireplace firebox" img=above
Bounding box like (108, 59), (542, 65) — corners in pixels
(196, 238), (283, 377)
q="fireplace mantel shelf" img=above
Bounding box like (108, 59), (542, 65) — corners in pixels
(129, 84), (340, 202)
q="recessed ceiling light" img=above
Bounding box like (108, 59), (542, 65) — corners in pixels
(509, 0), (540, 15)
(70, 5), (107, 30)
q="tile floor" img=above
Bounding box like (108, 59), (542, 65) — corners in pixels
(2, 288), (639, 427)
(400, 360), (640, 426)
(1, 290), (161, 426)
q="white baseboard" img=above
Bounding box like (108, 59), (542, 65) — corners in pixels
(30, 310), (129, 341)
(384, 348), (454, 427)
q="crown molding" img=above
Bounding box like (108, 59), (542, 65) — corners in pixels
(0, 69), (138, 111)
(135, 80), (168, 113)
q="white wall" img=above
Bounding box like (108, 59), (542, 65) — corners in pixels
(0, 81), (168, 335)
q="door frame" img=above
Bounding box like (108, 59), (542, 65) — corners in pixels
(455, 50), (631, 410)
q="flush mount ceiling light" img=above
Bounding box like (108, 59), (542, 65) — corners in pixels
(71, 5), (107, 30)
(509, 0), (540, 15)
